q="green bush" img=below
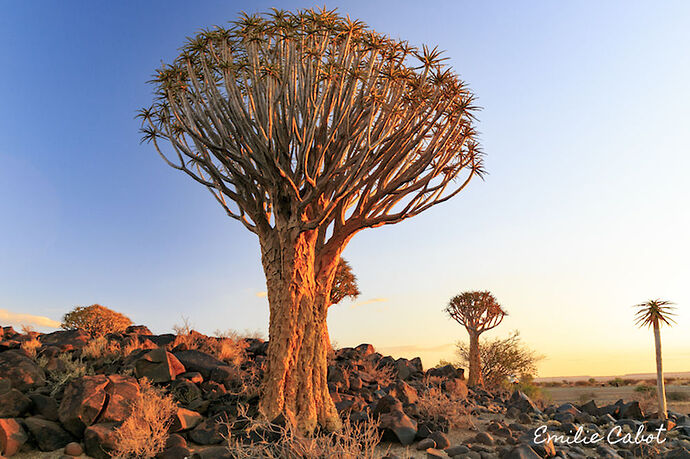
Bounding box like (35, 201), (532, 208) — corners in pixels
(61, 304), (132, 337)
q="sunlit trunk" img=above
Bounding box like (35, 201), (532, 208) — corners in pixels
(258, 227), (342, 434)
(468, 330), (483, 386)
(653, 321), (668, 421)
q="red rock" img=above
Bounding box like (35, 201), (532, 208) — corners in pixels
(0, 418), (28, 457)
(134, 348), (186, 382)
(99, 375), (140, 423)
(64, 442), (83, 456)
(58, 375), (109, 437)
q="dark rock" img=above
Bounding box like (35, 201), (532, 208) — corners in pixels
(84, 422), (118, 459)
(189, 417), (228, 445)
(374, 395), (404, 416)
(0, 389), (31, 417)
(171, 408), (203, 432)
(579, 399), (598, 415)
(58, 375), (109, 437)
(664, 448), (690, 459)
(64, 442), (83, 456)
(395, 358), (422, 380)
(38, 329), (89, 350)
(171, 378), (202, 405)
(380, 410), (417, 446)
(509, 391), (541, 414)
(23, 417), (73, 452)
(446, 445), (471, 455)
(0, 418), (28, 457)
(429, 430), (450, 449)
(425, 448), (446, 458)
(173, 350), (225, 379)
(100, 374), (141, 423)
(0, 350), (46, 391)
(180, 371), (204, 384)
(427, 364), (461, 379)
(474, 431), (495, 446)
(156, 445), (192, 459)
(416, 438), (436, 450)
(134, 348), (186, 383)
(165, 433), (187, 449)
(29, 393), (59, 421)
(595, 444), (624, 458)
(190, 445), (235, 459)
(146, 333), (176, 347)
(125, 325), (152, 335)
(619, 400), (644, 419)
(505, 445), (542, 459)
(443, 378), (468, 399)
(390, 380), (418, 404)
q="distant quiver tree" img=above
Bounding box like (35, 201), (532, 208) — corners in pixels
(139, 8), (484, 433)
(445, 291), (507, 386)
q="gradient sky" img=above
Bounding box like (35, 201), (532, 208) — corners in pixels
(1, 1), (688, 377)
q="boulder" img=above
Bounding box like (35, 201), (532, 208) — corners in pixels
(171, 408), (203, 432)
(173, 350), (225, 379)
(135, 348), (186, 383)
(84, 423), (118, 459)
(379, 410), (417, 446)
(428, 430), (450, 449)
(0, 389), (31, 417)
(156, 445), (192, 459)
(619, 400), (644, 419)
(100, 375), (141, 423)
(394, 358), (423, 380)
(38, 329), (89, 350)
(443, 378), (468, 399)
(125, 325), (152, 335)
(389, 380), (418, 405)
(29, 393), (59, 421)
(188, 417), (228, 445)
(146, 333), (176, 347)
(23, 417), (73, 452)
(64, 441), (83, 456)
(427, 364), (461, 379)
(509, 391), (541, 414)
(58, 375), (109, 437)
(505, 445), (542, 459)
(374, 395), (404, 416)
(170, 378), (202, 405)
(0, 418), (28, 457)
(0, 350), (46, 391)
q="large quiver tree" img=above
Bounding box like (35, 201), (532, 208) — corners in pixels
(140, 8), (484, 433)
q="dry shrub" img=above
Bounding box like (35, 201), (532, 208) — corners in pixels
(667, 391), (689, 402)
(632, 391), (658, 414)
(82, 335), (121, 360)
(20, 337), (42, 359)
(37, 353), (93, 397)
(112, 378), (177, 458)
(62, 304), (132, 337)
(225, 407), (381, 459)
(416, 385), (473, 430)
(20, 324), (35, 334)
(122, 337), (156, 357)
(172, 320), (248, 366)
(359, 359), (395, 388)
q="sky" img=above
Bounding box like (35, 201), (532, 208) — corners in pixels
(1, 1), (689, 378)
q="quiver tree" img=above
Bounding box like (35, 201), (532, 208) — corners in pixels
(634, 299), (676, 421)
(330, 258), (360, 305)
(445, 291), (506, 386)
(140, 8), (483, 433)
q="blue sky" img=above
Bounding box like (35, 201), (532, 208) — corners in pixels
(1, 1), (689, 376)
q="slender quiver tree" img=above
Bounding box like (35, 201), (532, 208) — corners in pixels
(445, 291), (507, 386)
(634, 299), (676, 421)
(140, 8), (483, 433)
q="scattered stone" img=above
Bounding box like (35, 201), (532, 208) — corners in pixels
(474, 431), (495, 446)
(417, 438), (436, 450)
(83, 423), (118, 459)
(425, 448), (447, 458)
(100, 374), (141, 423)
(64, 442), (83, 456)
(380, 410), (417, 446)
(0, 418), (28, 457)
(29, 393), (59, 421)
(445, 445), (471, 456)
(505, 445), (542, 459)
(0, 389), (31, 417)
(58, 375), (110, 437)
(0, 350), (45, 391)
(173, 350), (225, 379)
(171, 408), (204, 432)
(23, 417), (73, 452)
(429, 430), (450, 449)
(134, 348), (186, 383)
(189, 417), (227, 445)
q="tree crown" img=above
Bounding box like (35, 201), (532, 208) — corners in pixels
(634, 299), (676, 328)
(445, 290), (507, 333)
(139, 7), (483, 248)
(61, 304), (132, 337)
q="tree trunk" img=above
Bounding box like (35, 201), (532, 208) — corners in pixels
(257, 227), (342, 434)
(653, 322), (668, 421)
(468, 330), (484, 387)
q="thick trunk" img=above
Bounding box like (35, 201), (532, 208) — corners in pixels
(468, 330), (483, 387)
(653, 323), (668, 421)
(258, 227), (342, 434)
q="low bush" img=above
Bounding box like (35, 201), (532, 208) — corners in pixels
(667, 391), (689, 402)
(20, 337), (42, 359)
(112, 378), (177, 458)
(37, 354), (93, 397)
(61, 304), (132, 337)
(416, 380), (473, 430)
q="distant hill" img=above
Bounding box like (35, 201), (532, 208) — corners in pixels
(536, 371), (690, 383)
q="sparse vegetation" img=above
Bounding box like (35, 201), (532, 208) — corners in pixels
(358, 359), (396, 388)
(61, 304), (132, 337)
(37, 353), (93, 397)
(417, 382), (474, 430)
(20, 336), (42, 359)
(81, 335), (121, 360)
(112, 378), (177, 458)
(667, 391), (689, 401)
(172, 319), (249, 366)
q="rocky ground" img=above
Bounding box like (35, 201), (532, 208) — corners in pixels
(0, 324), (689, 459)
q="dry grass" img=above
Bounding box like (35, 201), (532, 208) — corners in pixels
(37, 353), (93, 397)
(224, 406), (381, 459)
(172, 319), (249, 366)
(20, 337), (42, 359)
(82, 335), (120, 360)
(112, 378), (177, 458)
(416, 384), (474, 430)
(358, 359), (395, 388)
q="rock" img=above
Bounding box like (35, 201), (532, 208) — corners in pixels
(443, 378), (468, 399)
(84, 423), (118, 459)
(395, 358), (422, 380)
(446, 445), (471, 456)
(505, 445), (542, 459)
(171, 378), (202, 405)
(417, 438), (436, 450)
(579, 399), (598, 415)
(374, 395), (404, 416)
(125, 325), (152, 335)
(595, 444), (623, 458)
(664, 448), (690, 459)
(180, 372), (204, 384)
(134, 348), (186, 383)
(38, 329), (89, 350)
(171, 408), (203, 432)
(429, 430), (450, 449)
(190, 445), (235, 459)
(425, 448), (447, 458)
(0, 418), (28, 457)
(58, 375), (109, 437)
(380, 410), (417, 446)
(29, 393), (59, 421)
(619, 400), (644, 419)
(390, 380), (418, 404)
(100, 374), (141, 423)
(474, 431), (495, 446)
(0, 350), (46, 391)
(165, 434), (187, 449)
(173, 350), (225, 379)
(355, 343), (376, 357)
(64, 442), (83, 456)
(146, 333), (177, 347)
(209, 365), (241, 388)
(0, 389), (31, 417)
(509, 391), (541, 414)
(189, 418), (227, 445)
(23, 417), (73, 452)
(427, 364), (461, 379)
(156, 446), (192, 459)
